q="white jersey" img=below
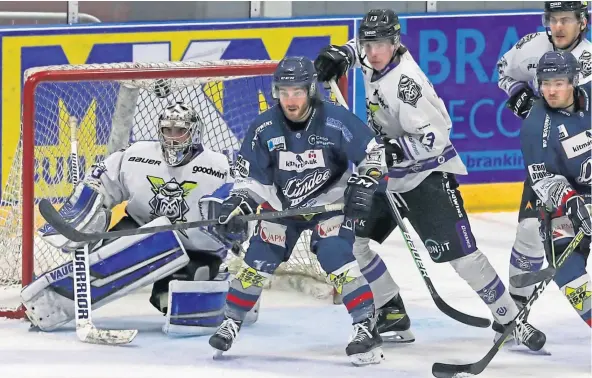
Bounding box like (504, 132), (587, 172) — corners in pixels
(498, 32), (592, 96)
(89, 141), (231, 253)
(344, 40), (467, 192)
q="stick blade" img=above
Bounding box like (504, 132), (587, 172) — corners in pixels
(77, 324), (138, 345)
(509, 267), (555, 288)
(38, 199), (89, 243)
(434, 296), (491, 328)
(432, 362), (480, 378)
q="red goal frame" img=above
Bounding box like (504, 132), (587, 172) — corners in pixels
(0, 61), (347, 319)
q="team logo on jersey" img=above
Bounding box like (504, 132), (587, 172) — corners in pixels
(579, 50), (592, 79)
(515, 32), (538, 49)
(147, 176), (198, 224)
(397, 74), (422, 107)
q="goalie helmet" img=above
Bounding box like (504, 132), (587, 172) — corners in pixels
(158, 101), (203, 167)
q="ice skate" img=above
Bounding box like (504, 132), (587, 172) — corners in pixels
(376, 294), (415, 343)
(493, 318), (548, 355)
(346, 317), (384, 366)
(209, 317), (242, 358)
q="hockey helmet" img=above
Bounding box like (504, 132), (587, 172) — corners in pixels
(536, 51), (581, 85)
(543, 1), (589, 36)
(158, 101), (203, 167)
(358, 9), (401, 45)
(271, 56), (317, 99)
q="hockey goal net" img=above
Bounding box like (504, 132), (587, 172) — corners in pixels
(0, 59), (348, 319)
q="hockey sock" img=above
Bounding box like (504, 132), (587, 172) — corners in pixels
(354, 238), (400, 309)
(509, 219), (545, 299)
(225, 263), (271, 321)
(450, 250), (519, 324)
(329, 261), (375, 323)
(554, 251), (591, 327)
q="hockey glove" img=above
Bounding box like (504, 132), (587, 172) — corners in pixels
(383, 138), (405, 166)
(506, 86), (538, 119)
(566, 195), (592, 236)
(344, 175), (380, 220)
(215, 194), (255, 241)
(314, 45), (353, 82)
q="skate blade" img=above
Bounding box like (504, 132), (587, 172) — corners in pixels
(380, 329), (415, 343)
(212, 349), (225, 359)
(507, 343), (552, 356)
(349, 347), (384, 366)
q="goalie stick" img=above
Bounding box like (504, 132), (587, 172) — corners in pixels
(431, 230), (585, 377)
(73, 246), (138, 345)
(384, 191), (490, 328)
(69, 118), (137, 345)
(39, 198), (344, 243)
(328, 79), (490, 328)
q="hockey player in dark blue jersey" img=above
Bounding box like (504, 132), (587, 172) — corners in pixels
(521, 51), (592, 327)
(208, 56), (391, 365)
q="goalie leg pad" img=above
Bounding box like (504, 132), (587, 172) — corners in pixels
(21, 216), (189, 331)
(163, 280), (261, 337)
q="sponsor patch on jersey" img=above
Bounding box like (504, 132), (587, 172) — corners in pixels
(397, 74), (422, 107)
(561, 130), (592, 159)
(279, 149), (325, 172)
(258, 221), (287, 247)
(128, 156), (162, 166)
(542, 114), (551, 148)
(308, 134), (334, 147)
(251, 120), (272, 149)
(234, 154), (250, 178)
(325, 117), (353, 142)
(557, 124), (569, 139)
(527, 163), (551, 183)
(267, 136), (286, 152)
(192, 165), (227, 178)
(316, 215), (344, 238)
(283, 168), (331, 207)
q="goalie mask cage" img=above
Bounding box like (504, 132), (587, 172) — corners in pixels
(0, 59), (348, 319)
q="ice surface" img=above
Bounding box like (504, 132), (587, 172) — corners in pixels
(0, 212), (590, 378)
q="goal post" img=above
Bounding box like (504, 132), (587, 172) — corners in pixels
(0, 59), (348, 318)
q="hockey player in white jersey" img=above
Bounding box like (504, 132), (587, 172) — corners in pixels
(497, 1), (591, 315)
(21, 101), (255, 336)
(315, 9), (547, 350)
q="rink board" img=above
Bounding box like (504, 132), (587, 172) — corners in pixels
(0, 11), (583, 211)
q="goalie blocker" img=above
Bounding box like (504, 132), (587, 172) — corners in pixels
(24, 198), (259, 337)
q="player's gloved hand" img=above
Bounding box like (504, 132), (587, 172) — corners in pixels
(383, 138), (405, 166)
(215, 194), (255, 241)
(566, 196), (592, 236)
(344, 175), (379, 221)
(314, 45), (353, 82)
(506, 86), (538, 119)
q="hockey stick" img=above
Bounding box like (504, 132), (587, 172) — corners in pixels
(328, 78), (490, 328)
(509, 226), (586, 288)
(73, 246), (138, 345)
(432, 230), (585, 377)
(67, 119), (138, 344)
(39, 198), (344, 243)
(384, 191), (491, 328)
(69, 116), (80, 186)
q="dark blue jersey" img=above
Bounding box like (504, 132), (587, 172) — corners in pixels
(232, 101), (386, 210)
(521, 84), (592, 210)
